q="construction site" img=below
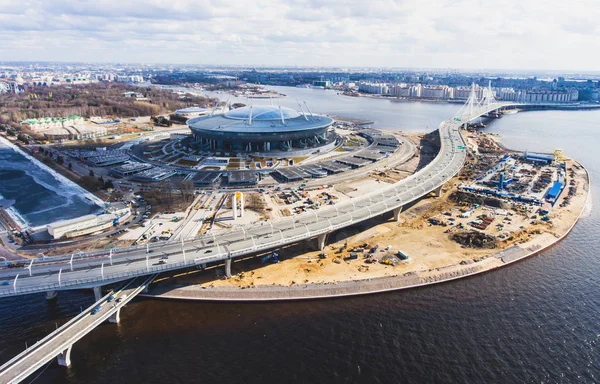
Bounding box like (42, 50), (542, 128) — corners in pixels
(147, 132), (590, 291)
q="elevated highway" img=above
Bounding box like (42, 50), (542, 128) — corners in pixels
(0, 274), (156, 383)
(0, 101), (515, 298)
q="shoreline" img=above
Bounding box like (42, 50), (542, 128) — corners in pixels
(142, 159), (590, 302)
(0, 136), (105, 231)
(341, 92), (600, 111)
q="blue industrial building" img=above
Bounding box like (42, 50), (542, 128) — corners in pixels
(547, 181), (564, 200)
(524, 151), (554, 164)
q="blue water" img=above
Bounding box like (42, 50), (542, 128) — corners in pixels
(194, 85), (460, 132)
(0, 141), (101, 227)
(0, 92), (598, 383)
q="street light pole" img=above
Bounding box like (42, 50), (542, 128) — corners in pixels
(58, 269), (62, 288)
(27, 259), (33, 277)
(13, 274), (18, 293)
(69, 254), (74, 272)
(101, 263), (104, 280)
(181, 238), (186, 263)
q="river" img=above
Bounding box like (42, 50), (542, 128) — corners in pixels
(0, 88), (597, 383)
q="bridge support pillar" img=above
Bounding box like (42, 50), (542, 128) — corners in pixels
(240, 193), (244, 217)
(232, 193), (237, 221)
(392, 206), (403, 222)
(433, 185), (443, 198)
(57, 345), (72, 367)
(109, 308), (121, 324)
(317, 233), (328, 251)
(225, 259), (232, 278)
(45, 290), (58, 301)
(93, 286), (102, 302)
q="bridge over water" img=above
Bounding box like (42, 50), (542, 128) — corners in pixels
(0, 275), (156, 383)
(0, 87), (517, 383)
(0, 97), (516, 299)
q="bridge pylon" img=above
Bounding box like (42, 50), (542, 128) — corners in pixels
(317, 233), (328, 251)
(392, 206), (403, 222)
(57, 346), (72, 367)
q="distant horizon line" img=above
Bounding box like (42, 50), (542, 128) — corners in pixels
(1, 60), (600, 77)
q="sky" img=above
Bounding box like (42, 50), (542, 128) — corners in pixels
(1, 0), (599, 70)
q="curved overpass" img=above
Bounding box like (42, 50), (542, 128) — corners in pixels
(0, 102), (514, 298)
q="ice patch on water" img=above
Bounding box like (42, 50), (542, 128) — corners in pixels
(0, 137), (105, 206)
(0, 136), (105, 228)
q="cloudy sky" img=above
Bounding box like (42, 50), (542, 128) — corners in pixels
(1, 0), (598, 70)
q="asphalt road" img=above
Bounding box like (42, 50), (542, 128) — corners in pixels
(0, 275), (155, 383)
(0, 104), (509, 297)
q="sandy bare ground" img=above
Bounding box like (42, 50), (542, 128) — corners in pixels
(146, 154), (589, 300)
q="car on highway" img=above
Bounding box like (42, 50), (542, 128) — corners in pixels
(91, 305), (102, 315)
(116, 294), (127, 303)
(160, 255), (169, 260)
(1, 281), (9, 286)
(107, 295), (115, 302)
(205, 249), (212, 253)
(158, 260), (166, 264)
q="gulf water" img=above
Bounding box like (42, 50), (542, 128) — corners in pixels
(0, 88), (597, 383)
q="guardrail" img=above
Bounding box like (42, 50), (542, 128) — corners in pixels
(0, 275), (157, 383)
(0, 104), (507, 297)
(0, 280), (127, 375)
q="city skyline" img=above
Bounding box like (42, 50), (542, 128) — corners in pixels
(1, 0), (599, 71)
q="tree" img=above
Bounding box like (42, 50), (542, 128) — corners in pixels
(179, 179), (195, 202)
(157, 180), (174, 208)
(68, 162), (72, 170)
(79, 176), (103, 192)
(89, 169), (94, 177)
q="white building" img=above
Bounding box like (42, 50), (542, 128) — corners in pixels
(47, 203), (131, 239)
(22, 116), (84, 133)
(174, 107), (209, 118)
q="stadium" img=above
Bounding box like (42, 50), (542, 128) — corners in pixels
(187, 105), (337, 155)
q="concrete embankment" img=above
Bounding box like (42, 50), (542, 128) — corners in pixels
(142, 161), (590, 302)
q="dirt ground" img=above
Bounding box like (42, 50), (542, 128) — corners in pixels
(154, 147), (589, 291)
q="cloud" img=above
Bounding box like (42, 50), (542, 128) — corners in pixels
(0, 0), (599, 70)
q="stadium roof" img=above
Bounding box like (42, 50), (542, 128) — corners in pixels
(176, 107), (208, 113)
(187, 105), (334, 134)
(225, 105), (301, 120)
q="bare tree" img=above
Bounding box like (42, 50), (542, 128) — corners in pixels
(177, 179), (195, 202)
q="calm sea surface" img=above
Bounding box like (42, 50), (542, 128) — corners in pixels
(0, 88), (597, 383)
